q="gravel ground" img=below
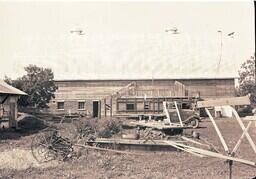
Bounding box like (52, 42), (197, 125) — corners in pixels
(0, 117), (256, 179)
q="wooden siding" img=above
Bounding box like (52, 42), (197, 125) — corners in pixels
(0, 95), (18, 128)
(116, 97), (198, 115)
(49, 78), (235, 115)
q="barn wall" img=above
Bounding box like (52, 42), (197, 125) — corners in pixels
(179, 79), (235, 98)
(48, 78), (235, 115)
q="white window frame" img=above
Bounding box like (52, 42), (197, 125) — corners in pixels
(78, 101), (85, 111)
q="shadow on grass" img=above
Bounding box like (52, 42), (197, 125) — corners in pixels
(0, 115), (48, 141)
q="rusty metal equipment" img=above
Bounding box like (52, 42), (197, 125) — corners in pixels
(31, 127), (74, 163)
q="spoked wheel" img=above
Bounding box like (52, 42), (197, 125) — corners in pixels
(31, 130), (58, 163)
(31, 128), (74, 163)
(190, 118), (199, 129)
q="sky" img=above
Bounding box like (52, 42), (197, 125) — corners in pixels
(0, 1), (254, 80)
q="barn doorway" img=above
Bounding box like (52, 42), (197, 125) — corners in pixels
(93, 101), (99, 118)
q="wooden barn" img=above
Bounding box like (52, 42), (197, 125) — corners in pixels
(48, 77), (236, 118)
(0, 80), (27, 128)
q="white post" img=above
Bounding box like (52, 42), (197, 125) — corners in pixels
(163, 101), (171, 125)
(174, 101), (183, 127)
(229, 106), (256, 154)
(205, 108), (229, 152)
(232, 121), (252, 154)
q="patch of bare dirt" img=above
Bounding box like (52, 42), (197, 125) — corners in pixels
(0, 149), (58, 170)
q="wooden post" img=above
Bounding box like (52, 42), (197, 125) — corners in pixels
(116, 99), (119, 113)
(157, 98), (160, 113)
(174, 101), (183, 127)
(163, 101), (171, 125)
(98, 100), (101, 119)
(9, 102), (16, 128)
(135, 98), (137, 113)
(153, 98), (155, 114)
(110, 97), (112, 117)
(205, 108), (229, 152)
(104, 98), (106, 117)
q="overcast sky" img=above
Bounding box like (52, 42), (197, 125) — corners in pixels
(0, 1), (254, 80)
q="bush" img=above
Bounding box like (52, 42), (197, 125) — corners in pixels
(76, 118), (122, 139)
(237, 105), (253, 117)
(97, 118), (122, 138)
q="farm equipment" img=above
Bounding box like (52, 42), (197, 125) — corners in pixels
(30, 95), (256, 179)
(163, 101), (200, 129)
(31, 127), (74, 163)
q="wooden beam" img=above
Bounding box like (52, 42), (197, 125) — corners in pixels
(174, 101), (183, 127)
(164, 141), (205, 157)
(231, 121), (252, 155)
(164, 141), (256, 166)
(74, 144), (143, 156)
(205, 108), (229, 152)
(163, 101), (171, 124)
(181, 136), (208, 146)
(197, 95), (250, 108)
(0, 94), (9, 104)
(229, 106), (256, 154)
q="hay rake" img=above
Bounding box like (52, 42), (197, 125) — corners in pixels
(31, 127), (73, 163)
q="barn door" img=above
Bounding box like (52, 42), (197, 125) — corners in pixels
(92, 101), (100, 117)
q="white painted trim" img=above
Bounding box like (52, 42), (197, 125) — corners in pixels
(57, 109), (65, 111)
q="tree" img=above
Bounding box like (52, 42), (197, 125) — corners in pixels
(5, 65), (58, 108)
(238, 56), (256, 104)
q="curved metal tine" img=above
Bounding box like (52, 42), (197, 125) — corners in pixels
(34, 143), (49, 163)
(51, 137), (65, 148)
(34, 134), (49, 149)
(48, 130), (58, 145)
(44, 149), (56, 162)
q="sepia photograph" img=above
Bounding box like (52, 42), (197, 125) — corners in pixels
(0, 0), (256, 178)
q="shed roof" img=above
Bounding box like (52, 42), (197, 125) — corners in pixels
(0, 80), (27, 95)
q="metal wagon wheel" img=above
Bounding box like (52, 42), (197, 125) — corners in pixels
(31, 127), (74, 163)
(31, 129), (58, 163)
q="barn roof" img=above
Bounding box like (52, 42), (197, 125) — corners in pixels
(0, 80), (27, 95)
(55, 77), (237, 83)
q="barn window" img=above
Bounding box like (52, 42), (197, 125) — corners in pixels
(144, 101), (150, 110)
(78, 102), (85, 110)
(57, 102), (64, 110)
(126, 103), (135, 111)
